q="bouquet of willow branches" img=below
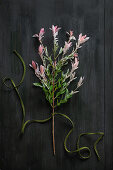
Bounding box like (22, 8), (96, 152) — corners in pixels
(29, 25), (89, 155)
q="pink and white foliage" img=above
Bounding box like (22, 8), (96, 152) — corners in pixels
(63, 41), (72, 54)
(29, 61), (46, 81)
(72, 56), (79, 71)
(50, 25), (61, 46)
(67, 30), (76, 42)
(38, 45), (44, 56)
(50, 25), (61, 37)
(78, 33), (89, 45)
(30, 25), (89, 101)
(32, 28), (45, 42)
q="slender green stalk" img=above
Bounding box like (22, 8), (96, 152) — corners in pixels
(52, 49), (56, 155)
(52, 68), (55, 155)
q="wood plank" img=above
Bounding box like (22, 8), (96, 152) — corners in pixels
(105, 0), (113, 169)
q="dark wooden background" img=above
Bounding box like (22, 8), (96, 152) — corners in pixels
(0, 0), (112, 169)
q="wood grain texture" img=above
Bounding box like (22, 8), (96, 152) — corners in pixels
(105, 0), (113, 170)
(0, 0), (108, 169)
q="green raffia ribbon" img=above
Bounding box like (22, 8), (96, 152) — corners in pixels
(21, 113), (104, 160)
(3, 50), (104, 160)
(3, 50), (26, 129)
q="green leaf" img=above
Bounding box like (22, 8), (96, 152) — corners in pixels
(49, 85), (53, 92)
(45, 47), (48, 56)
(58, 80), (61, 88)
(33, 83), (43, 88)
(43, 87), (48, 92)
(61, 98), (67, 104)
(62, 82), (67, 88)
(56, 88), (66, 98)
(59, 47), (63, 54)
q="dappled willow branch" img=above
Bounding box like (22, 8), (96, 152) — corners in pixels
(30, 26), (89, 108)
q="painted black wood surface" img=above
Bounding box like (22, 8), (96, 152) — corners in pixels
(0, 0), (112, 169)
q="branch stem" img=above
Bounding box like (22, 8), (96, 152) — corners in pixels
(52, 66), (55, 155)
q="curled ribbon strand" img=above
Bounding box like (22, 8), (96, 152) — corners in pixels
(3, 50), (26, 128)
(3, 50), (104, 160)
(20, 113), (104, 160)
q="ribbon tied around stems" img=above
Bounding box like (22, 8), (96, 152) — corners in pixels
(3, 50), (104, 160)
